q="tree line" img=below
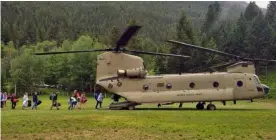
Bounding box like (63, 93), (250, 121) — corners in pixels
(1, 1), (276, 95)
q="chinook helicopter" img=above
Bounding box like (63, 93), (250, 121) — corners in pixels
(35, 25), (275, 110)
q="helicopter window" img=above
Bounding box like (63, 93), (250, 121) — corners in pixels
(143, 84), (149, 90)
(237, 81), (243, 87)
(166, 83), (172, 89)
(157, 83), (164, 87)
(213, 81), (219, 88)
(189, 82), (195, 88)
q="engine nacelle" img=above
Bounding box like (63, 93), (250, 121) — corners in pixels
(117, 67), (147, 78)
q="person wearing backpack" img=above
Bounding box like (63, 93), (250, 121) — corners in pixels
(50, 91), (60, 110)
(32, 92), (38, 110)
(10, 94), (18, 109)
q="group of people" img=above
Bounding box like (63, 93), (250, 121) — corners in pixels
(1, 89), (121, 110)
(68, 90), (88, 110)
(0, 92), (40, 110)
(22, 92), (40, 110)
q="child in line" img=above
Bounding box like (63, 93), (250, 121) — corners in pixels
(22, 93), (29, 109)
(96, 92), (104, 109)
(68, 93), (77, 110)
(80, 93), (87, 109)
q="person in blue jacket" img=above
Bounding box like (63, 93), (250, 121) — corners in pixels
(32, 92), (38, 110)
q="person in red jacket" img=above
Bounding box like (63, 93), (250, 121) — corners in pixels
(10, 94), (18, 109)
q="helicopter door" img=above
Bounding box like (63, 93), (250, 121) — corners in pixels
(233, 78), (246, 99)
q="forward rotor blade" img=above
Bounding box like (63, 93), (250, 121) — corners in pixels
(123, 49), (190, 58)
(33, 49), (112, 55)
(167, 40), (241, 59)
(116, 25), (142, 51)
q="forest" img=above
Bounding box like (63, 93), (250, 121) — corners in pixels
(1, 1), (276, 95)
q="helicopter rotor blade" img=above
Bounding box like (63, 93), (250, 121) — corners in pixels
(210, 61), (237, 69)
(33, 49), (112, 55)
(167, 40), (276, 62)
(115, 25), (142, 51)
(167, 40), (241, 59)
(123, 49), (190, 58)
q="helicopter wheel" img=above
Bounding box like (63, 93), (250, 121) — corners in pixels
(206, 104), (216, 110)
(196, 102), (204, 110)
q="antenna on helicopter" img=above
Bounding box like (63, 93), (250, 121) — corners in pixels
(34, 26), (190, 58)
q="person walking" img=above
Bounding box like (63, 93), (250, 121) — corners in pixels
(50, 91), (60, 110)
(96, 92), (104, 109)
(3, 92), (7, 107)
(10, 94), (18, 109)
(32, 92), (38, 110)
(68, 93), (77, 110)
(22, 93), (29, 109)
(1, 92), (4, 109)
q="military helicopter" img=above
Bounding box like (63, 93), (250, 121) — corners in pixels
(35, 25), (275, 110)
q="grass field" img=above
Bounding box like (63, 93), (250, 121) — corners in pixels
(1, 95), (276, 140)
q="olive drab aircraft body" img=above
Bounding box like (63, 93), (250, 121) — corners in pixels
(35, 25), (275, 110)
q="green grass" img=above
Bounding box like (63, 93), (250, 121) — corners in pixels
(1, 95), (276, 140)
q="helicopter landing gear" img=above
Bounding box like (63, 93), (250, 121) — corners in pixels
(179, 103), (183, 108)
(206, 103), (216, 110)
(196, 102), (205, 110)
(157, 104), (161, 108)
(128, 106), (135, 110)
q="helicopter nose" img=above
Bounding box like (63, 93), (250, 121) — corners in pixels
(262, 84), (270, 95)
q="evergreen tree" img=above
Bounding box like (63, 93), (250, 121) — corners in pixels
(201, 1), (221, 37)
(244, 2), (262, 21)
(265, 1), (276, 28)
(167, 11), (197, 74)
(109, 26), (121, 47)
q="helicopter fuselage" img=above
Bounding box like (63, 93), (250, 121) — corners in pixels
(95, 52), (268, 104)
(97, 72), (267, 104)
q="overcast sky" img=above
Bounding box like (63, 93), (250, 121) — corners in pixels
(246, 1), (269, 8)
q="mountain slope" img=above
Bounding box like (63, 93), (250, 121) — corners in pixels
(1, 1), (248, 45)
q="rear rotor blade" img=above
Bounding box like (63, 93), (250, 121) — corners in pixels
(167, 40), (241, 59)
(210, 61), (237, 69)
(167, 40), (276, 62)
(123, 49), (190, 58)
(243, 58), (276, 62)
(33, 49), (112, 55)
(116, 25), (142, 51)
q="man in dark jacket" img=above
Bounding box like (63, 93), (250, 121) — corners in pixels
(50, 91), (59, 110)
(32, 92), (38, 110)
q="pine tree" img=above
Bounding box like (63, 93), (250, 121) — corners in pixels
(244, 2), (262, 21)
(201, 2), (221, 37)
(265, 1), (276, 28)
(109, 26), (120, 47)
(167, 11), (196, 73)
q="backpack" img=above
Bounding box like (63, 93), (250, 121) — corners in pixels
(37, 100), (42, 105)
